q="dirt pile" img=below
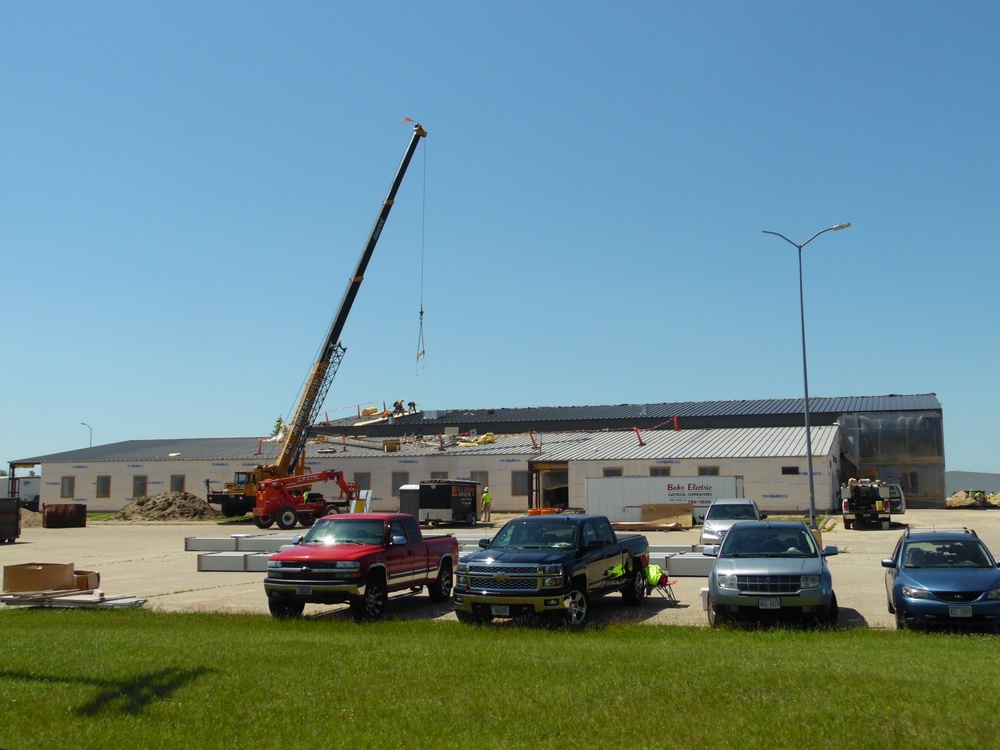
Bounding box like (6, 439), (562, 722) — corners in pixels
(946, 490), (1000, 509)
(114, 492), (221, 521)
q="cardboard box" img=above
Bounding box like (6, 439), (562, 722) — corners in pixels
(74, 570), (101, 591)
(3, 562), (76, 593)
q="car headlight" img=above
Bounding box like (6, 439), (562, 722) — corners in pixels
(987, 588), (1000, 601)
(541, 564), (564, 588)
(800, 575), (820, 589)
(267, 560), (283, 570)
(335, 561), (361, 570)
(717, 573), (738, 590)
(902, 586), (933, 600)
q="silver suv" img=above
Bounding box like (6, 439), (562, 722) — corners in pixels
(704, 521), (839, 627)
(699, 497), (764, 545)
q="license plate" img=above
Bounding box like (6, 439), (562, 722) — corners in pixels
(296, 586), (313, 596)
(758, 598), (781, 610)
(491, 605), (510, 617)
(949, 605), (973, 618)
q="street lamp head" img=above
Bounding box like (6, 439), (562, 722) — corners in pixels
(833, 222), (851, 231)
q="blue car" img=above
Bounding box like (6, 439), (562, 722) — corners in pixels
(882, 528), (1000, 631)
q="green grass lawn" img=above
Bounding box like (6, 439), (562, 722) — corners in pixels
(2, 609), (998, 749)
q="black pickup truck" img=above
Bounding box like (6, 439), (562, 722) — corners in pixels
(453, 513), (649, 626)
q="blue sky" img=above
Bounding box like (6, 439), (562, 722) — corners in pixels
(3, 3), (997, 474)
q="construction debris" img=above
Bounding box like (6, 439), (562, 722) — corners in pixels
(114, 491), (220, 521)
(1, 588), (146, 609)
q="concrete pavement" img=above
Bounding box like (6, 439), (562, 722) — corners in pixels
(3, 509), (999, 627)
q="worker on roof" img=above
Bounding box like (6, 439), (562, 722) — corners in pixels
(481, 486), (492, 523)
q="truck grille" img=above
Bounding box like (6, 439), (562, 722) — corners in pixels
(468, 563), (540, 592)
(737, 575), (800, 594)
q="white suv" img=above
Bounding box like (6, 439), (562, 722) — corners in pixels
(699, 498), (764, 545)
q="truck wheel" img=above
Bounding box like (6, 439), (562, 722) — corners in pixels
(351, 575), (388, 622)
(323, 504), (341, 517)
(276, 508), (299, 530)
(299, 514), (315, 528)
(622, 562), (647, 606)
(253, 514), (275, 529)
(843, 518), (852, 530)
(428, 562), (453, 603)
(221, 503), (241, 518)
(564, 582), (589, 627)
(268, 599), (305, 619)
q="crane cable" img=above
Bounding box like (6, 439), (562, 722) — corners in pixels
(415, 133), (427, 372)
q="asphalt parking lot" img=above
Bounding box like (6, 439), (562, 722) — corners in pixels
(3, 508), (998, 628)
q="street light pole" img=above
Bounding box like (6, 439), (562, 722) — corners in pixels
(762, 222), (850, 529)
(81, 422), (93, 448)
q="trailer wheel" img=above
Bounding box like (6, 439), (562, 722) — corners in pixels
(428, 562), (453, 603)
(323, 504), (341, 517)
(268, 599), (305, 619)
(351, 574), (388, 622)
(276, 508), (299, 530)
(253, 514), (275, 529)
(622, 561), (647, 606)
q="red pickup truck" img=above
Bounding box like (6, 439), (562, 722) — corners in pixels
(264, 513), (459, 621)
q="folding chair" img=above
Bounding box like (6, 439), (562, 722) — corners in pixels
(645, 563), (679, 606)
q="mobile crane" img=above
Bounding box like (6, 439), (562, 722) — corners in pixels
(206, 122), (427, 526)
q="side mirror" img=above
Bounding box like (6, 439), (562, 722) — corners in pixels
(759, 513), (768, 520)
(702, 546), (718, 557)
(391, 535), (407, 546)
(881, 558), (897, 569)
(291, 534), (304, 545)
(479, 538), (491, 549)
(822, 546), (839, 557)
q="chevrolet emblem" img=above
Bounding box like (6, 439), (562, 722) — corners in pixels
(494, 573), (509, 582)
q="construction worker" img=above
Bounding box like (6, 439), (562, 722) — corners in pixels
(481, 486), (492, 522)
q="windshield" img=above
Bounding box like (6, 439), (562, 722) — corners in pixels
(902, 540), (995, 569)
(720, 527), (816, 557)
(491, 520), (577, 549)
(301, 518), (384, 545)
(706, 503), (758, 521)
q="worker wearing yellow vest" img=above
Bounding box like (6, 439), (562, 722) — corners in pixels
(481, 487), (492, 522)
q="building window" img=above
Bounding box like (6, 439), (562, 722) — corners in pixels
(60, 476), (75, 499)
(650, 467), (671, 477)
(354, 473), (371, 491)
(698, 466), (720, 476)
(512, 471), (529, 496)
(470, 471), (489, 490)
(603, 468), (623, 478)
(133, 475), (148, 498)
(96, 476), (111, 498)
(170, 475), (185, 492)
(904, 472), (919, 492)
(391, 472), (409, 497)
(781, 466), (800, 476)
(431, 471), (448, 480)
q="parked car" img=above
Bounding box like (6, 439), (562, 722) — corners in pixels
(699, 497), (765, 545)
(882, 527), (1000, 631)
(704, 521), (839, 627)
